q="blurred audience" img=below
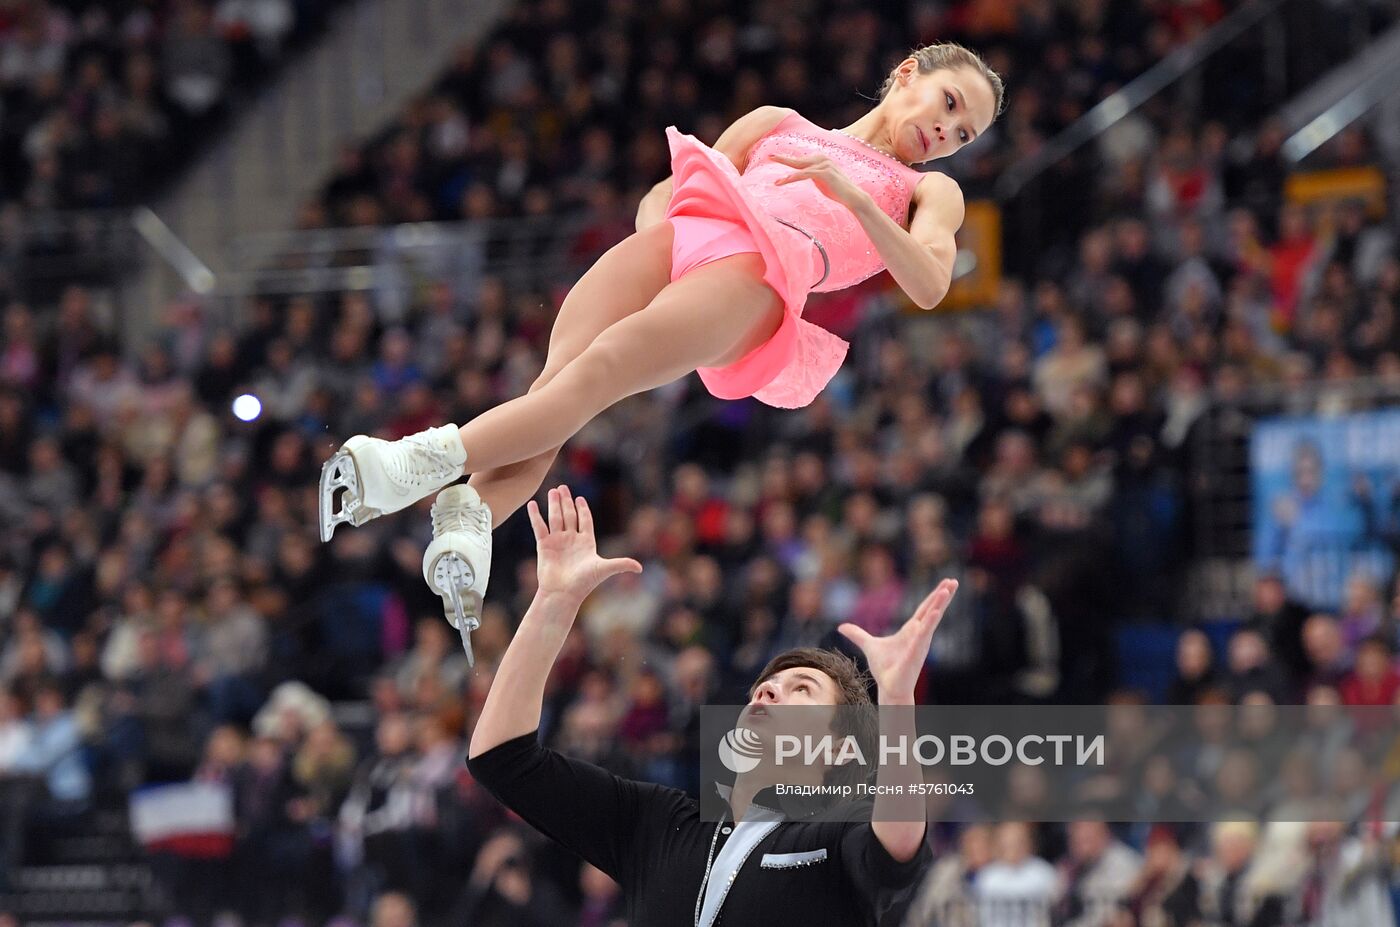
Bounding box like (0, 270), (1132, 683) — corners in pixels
(2, 0), (1400, 925)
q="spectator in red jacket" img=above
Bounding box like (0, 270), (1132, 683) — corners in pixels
(1340, 635), (1400, 707)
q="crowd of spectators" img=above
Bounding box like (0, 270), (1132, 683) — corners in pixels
(311, 0), (1216, 237)
(303, 0), (1390, 269)
(907, 817), (1397, 927)
(4, 0), (1400, 924)
(0, 0), (341, 212)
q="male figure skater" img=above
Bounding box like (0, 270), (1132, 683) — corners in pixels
(467, 485), (953, 925)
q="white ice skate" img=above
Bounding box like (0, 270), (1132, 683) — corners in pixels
(422, 483), (493, 665)
(319, 424), (467, 542)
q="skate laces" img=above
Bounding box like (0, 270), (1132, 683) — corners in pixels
(386, 429), (463, 489)
(432, 492), (491, 539)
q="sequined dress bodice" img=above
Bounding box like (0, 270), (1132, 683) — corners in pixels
(738, 112), (928, 292)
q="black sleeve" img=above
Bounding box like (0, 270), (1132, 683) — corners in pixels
(834, 823), (935, 924)
(840, 823), (935, 920)
(1162, 872), (1202, 926)
(465, 727), (670, 885)
(1247, 894), (1286, 927)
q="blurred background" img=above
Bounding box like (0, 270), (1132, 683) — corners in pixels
(3, 0), (1400, 924)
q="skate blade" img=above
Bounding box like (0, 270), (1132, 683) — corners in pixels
(319, 448), (382, 542)
(432, 552), (483, 666)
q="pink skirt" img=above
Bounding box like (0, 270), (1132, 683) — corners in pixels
(662, 127), (849, 409)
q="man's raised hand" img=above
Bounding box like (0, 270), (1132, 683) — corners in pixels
(837, 578), (959, 701)
(528, 485), (642, 604)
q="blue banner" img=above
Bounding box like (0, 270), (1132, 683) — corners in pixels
(1251, 410), (1400, 610)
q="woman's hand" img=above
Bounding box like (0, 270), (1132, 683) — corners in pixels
(527, 485), (642, 605)
(770, 154), (873, 212)
(837, 579), (958, 702)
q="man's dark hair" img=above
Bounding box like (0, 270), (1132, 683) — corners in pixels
(31, 676), (65, 703)
(1358, 633), (1393, 656)
(749, 648), (881, 790)
(748, 647), (874, 707)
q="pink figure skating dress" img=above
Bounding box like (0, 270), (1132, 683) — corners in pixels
(662, 110), (928, 409)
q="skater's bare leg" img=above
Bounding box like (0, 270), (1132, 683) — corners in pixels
(457, 252), (781, 474)
(467, 222), (675, 526)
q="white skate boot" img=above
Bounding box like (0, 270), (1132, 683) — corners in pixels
(422, 483), (493, 665)
(319, 424), (467, 542)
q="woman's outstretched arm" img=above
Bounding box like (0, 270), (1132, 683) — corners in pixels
(634, 104), (794, 232)
(468, 485), (642, 757)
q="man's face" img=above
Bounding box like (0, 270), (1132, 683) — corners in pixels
(743, 667), (843, 751)
(1292, 448), (1322, 497)
(1357, 643), (1390, 681)
(34, 689), (63, 719)
(746, 667), (841, 711)
(1215, 831), (1255, 872)
(1069, 821), (1110, 862)
(1254, 577), (1286, 614)
(1303, 616), (1341, 665)
(961, 825), (994, 869)
(995, 823), (1033, 863)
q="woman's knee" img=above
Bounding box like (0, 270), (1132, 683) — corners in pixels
(560, 337), (632, 398)
(528, 366), (557, 393)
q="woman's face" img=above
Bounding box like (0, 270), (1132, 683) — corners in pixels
(883, 62), (997, 163)
(1177, 631), (1211, 677)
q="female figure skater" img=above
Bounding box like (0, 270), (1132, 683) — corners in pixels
(318, 43), (1003, 662)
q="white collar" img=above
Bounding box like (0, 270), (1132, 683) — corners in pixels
(712, 781), (786, 822)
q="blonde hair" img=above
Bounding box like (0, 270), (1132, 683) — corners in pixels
(879, 43), (1006, 119)
(1211, 819), (1259, 848)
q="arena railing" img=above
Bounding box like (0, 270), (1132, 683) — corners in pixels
(217, 212), (596, 312)
(913, 893), (1127, 927)
(144, 0), (516, 330)
(3, 207), (214, 352)
(996, 0), (1289, 201)
(1281, 22), (1400, 165)
(992, 0), (1388, 275)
